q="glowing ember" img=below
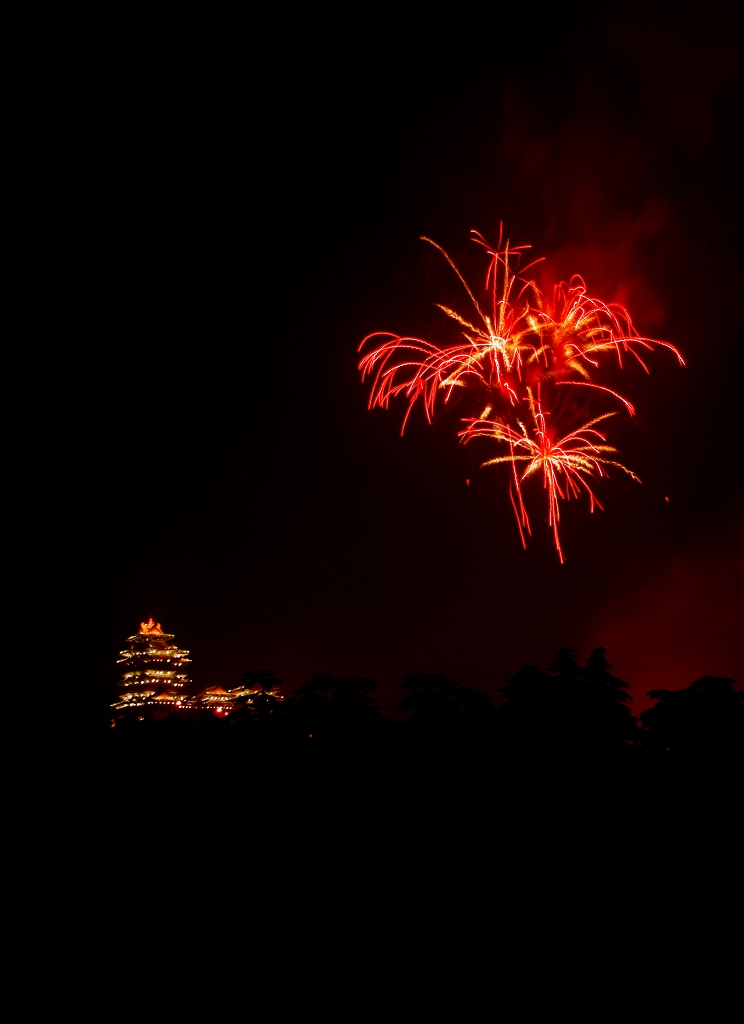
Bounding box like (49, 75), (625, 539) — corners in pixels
(359, 229), (684, 560)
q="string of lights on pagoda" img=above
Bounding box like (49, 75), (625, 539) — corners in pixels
(359, 228), (684, 561)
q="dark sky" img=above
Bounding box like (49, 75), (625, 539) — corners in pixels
(66, 2), (743, 715)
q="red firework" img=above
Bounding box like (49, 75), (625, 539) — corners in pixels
(358, 229), (684, 560)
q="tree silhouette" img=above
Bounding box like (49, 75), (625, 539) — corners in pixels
(228, 670), (285, 736)
(551, 647), (582, 681)
(496, 647), (638, 758)
(585, 648), (631, 703)
(236, 670), (283, 697)
(397, 673), (493, 742)
(290, 675), (381, 742)
(582, 647), (638, 747)
(495, 663), (567, 754)
(290, 679), (332, 740)
(641, 676), (743, 759)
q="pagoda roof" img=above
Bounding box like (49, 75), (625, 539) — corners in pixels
(124, 636), (178, 646)
(139, 618), (167, 635)
(121, 618), (177, 643)
(119, 646), (190, 658)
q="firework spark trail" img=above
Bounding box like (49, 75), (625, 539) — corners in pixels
(358, 230), (684, 559)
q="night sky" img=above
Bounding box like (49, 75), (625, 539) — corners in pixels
(67, 3), (743, 717)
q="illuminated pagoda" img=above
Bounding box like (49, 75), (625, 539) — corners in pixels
(112, 618), (191, 716)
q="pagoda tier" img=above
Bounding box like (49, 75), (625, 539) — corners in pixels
(113, 618), (191, 712)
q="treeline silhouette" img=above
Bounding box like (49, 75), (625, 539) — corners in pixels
(110, 647), (743, 767)
(77, 648), (741, 865)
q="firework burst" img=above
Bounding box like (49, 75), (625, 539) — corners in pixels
(358, 229), (684, 559)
